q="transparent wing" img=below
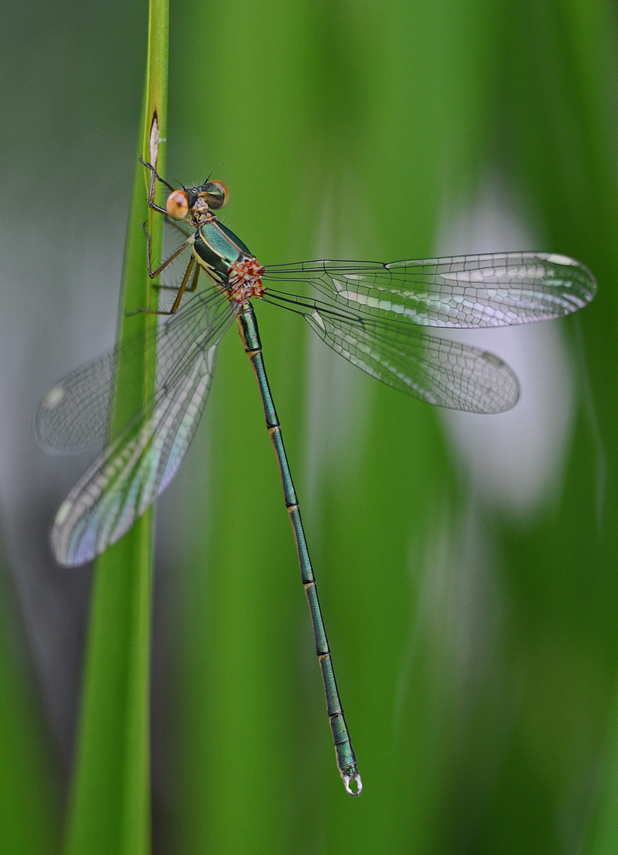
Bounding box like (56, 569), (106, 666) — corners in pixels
(262, 252), (596, 328)
(293, 302), (519, 413)
(164, 214), (193, 240)
(42, 293), (236, 567)
(36, 286), (227, 450)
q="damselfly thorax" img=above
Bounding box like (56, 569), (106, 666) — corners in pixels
(192, 217), (265, 304)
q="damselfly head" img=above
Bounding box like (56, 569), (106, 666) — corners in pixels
(168, 181), (229, 222)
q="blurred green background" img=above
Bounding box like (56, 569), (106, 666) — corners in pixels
(1, 0), (617, 852)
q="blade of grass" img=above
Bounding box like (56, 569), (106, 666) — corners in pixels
(63, 2), (168, 854)
(584, 681), (618, 855)
(0, 551), (60, 855)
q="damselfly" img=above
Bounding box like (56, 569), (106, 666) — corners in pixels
(36, 159), (597, 795)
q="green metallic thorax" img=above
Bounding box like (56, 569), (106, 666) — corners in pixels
(192, 217), (254, 286)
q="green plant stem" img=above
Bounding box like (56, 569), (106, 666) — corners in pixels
(63, 2), (168, 854)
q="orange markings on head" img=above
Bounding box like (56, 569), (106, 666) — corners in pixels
(166, 190), (189, 220)
(207, 180), (230, 210)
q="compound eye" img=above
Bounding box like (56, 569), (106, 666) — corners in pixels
(204, 180), (230, 210)
(166, 190), (189, 220)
